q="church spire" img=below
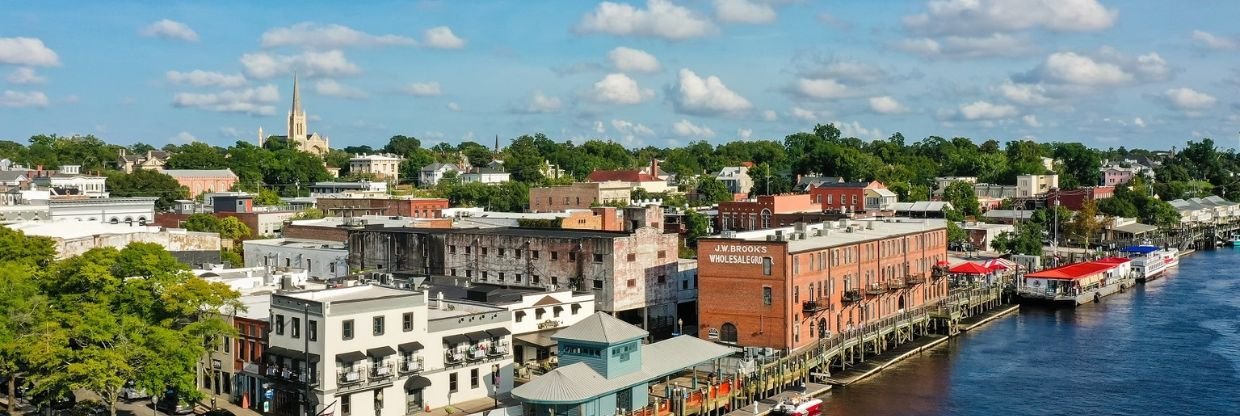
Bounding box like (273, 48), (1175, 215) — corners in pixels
(291, 73), (302, 115)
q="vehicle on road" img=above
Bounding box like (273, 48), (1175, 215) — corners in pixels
(120, 381), (150, 401)
(155, 391), (194, 415)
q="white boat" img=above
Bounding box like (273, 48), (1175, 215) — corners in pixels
(1121, 245), (1177, 282)
(769, 394), (823, 416)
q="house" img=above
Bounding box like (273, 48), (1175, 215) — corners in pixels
(349, 154), (404, 183)
(460, 167), (511, 184)
(1016, 174), (1058, 198)
(714, 166), (753, 198)
(116, 149), (169, 173)
(1100, 166), (1139, 186)
(810, 180), (895, 213)
(511, 312), (735, 415)
(587, 160), (674, 194)
(164, 169), (240, 198)
(793, 176), (844, 192)
(309, 181), (389, 197)
(30, 165), (108, 198)
(419, 163), (459, 187)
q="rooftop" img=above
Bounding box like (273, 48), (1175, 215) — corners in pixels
(891, 201), (953, 212)
(350, 153), (403, 161)
(426, 299), (505, 320)
(1024, 260), (1127, 280)
(587, 170), (661, 183)
(244, 238), (346, 250)
(374, 225), (637, 240)
(707, 218), (946, 253)
(6, 222), (177, 239)
(553, 311), (648, 344)
(283, 284), (417, 303)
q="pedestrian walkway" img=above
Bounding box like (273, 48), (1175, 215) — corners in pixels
(195, 392), (263, 416)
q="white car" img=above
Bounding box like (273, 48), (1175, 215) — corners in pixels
(120, 384), (149, 401)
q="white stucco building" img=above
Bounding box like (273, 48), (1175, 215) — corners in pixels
(459, 168), (511, 185)
(243, 238), (350, 280)
(31, 165), (108, 198)
(350, 154), (404, 183)
(47, 197), (157, 225)
(419, 163), (459, 187)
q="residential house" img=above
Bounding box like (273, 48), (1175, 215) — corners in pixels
(460, 167), (511, 185)
(1016, 174), (1059, 198)
(350, 154), (404, 183)
(116, 149), (169, 173)
(419, 163), (459, 187)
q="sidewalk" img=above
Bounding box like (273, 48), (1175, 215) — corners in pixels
(194, 392), (263, 416)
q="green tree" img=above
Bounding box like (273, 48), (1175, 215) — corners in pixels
(255, 188), (282, 206)
(217, 216), (253, 240)
(1067, 199), (1104, 247)
(106, 170), (189, 211)
(991, 222), (1043, 256)
(183, 214), (221, 233)
(165, 142), (227, 170)
(294, 207), (326, 220)
(695, 176), (733, 205)
(941, 181), (980, 218)
(946, 221), (967, 245)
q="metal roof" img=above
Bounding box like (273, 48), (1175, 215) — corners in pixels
(1110, 223), (1158, 234)
(552, 312), (648, 344)
(891, 201), (952, 212)
(367, 346), (396, 357)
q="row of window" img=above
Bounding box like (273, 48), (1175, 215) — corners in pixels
(451, 269), (560, 286)
(447, 246), (608, 263)
(515, 303), (583, 322)
(273, 312), (417, 341)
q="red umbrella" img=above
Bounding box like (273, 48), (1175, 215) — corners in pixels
(948, 262), (991, 275)
(936, 259), (949, 266)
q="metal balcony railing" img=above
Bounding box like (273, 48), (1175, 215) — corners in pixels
(445, 350), (464, 364)
(905, 274), (926, 285)
(338, 370), (364, 385)
(887, 279), (906, 290)
(399, 357), (424, 374)
(842, 290), (863, 303)
(864, 283), (885, 296)
(802, 300), (823, 313)
(370, 363), (394, 379)
(488, 342), (510, 357)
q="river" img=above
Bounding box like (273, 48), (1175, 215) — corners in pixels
(819, 249), (1240, 416)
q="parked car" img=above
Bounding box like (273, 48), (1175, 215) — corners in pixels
(155, 391), (194, 415)
(120, 381), (149, 401)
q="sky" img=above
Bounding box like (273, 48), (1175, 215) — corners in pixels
(1, 0), (1239, 151)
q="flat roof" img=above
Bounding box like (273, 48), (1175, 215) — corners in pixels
(1025, 260), (1126, 280)
(370, 225), (635, 240)
(245, 238), (346, 250)
(282, 285), (418, 303)
(706, 218), (945, 253)
(426, 300), (505, 319)
(6, 222), (168, 239)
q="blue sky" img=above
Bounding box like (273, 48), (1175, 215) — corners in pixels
(1, 0), (1238, 150)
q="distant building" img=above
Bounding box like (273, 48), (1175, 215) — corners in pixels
(154, 209), (297, 237)
(933, 176), (977, 191)
(30, 165), (108, 198)
(1100, 165), (1139, 186)
(418, 163), (459, 187)
(793, 175), (844, 192)
(266, 75), (330, 156)
(1016, 174), (1058, 198)
(116, 149), (169, 173)
(243, 238), (349, 280)
(309, 181), (389, 197)
(890, 201), (954, 218)
(714, 166), (753, 198)
(587, 160), (674, 194)
(529, 182), (631, 213)
(958, 222), (1015, 252)
(350, 153), (404, 183)
(1044, 186), (1115, 211)
(5, 221), (221, 262)
(717, 194), (819, 231)
(459, 167), (511, 184)
(164, 169), (239, 198)
(315, 197), (448, 218)
(811, 180), (896, 213)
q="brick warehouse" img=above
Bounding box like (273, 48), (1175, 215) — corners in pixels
(696, 218), (948, 352)
(345, 205), (687, 339)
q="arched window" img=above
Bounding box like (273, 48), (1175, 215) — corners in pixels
(720, 323), (738, 343)
(760, 209), (771, 229)
(898, 295), (906, 311)
(809, 321), (816, 338)
(109, 218), (119, 224)
(818, 318), (828, 338)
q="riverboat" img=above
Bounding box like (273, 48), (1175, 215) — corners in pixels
(769, 394), (823, 416)
(1120, 245), (1179, 282)
(1017, 257), (1135, 305)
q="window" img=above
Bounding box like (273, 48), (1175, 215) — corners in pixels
(552, 276), (559, 286)
(341, 394), (351, 416)
(482, 248), (488, 256)
(551, 251), (558, 260)
(682, 280), (688, 290)
(449, 373), (458, 392)
(762, 257), (773, 275)
(516, 249), (522, 258)
(569, 252), (577, 261)
(593, 280), (604, 290)
(329, 263), (336, 274)
(291, 317), (301, 338)
(465, 246), (472, 254)
(466, 270), (473, 278)
(373, 316), (385, 336)
(482, 271), (488, 281)
(658, 274), (666, 284)
(470, 368), (480, 389)
(498, 248), (505, 257)
(342, 319), (354, 340)
(449, 245), (457, 254)
(451, 269), (457, 277)
(515, 274), (522, 283)
(627, 279), (636, 288)
(763, 287), (772, 305)
(532, 250), (540, 259)
(571, 304), (582, 314)
(721, 323), (738, 343)
(308, 320), (317, 341)
(536, 309), (545, 320)
(794, 286), (799, 303)
(533, 275), (541, 284)
(223, 336), (230, 352)
(499, 272), (505, 281)
(403, 312), (414, 332)
(658, 250), (667, 259)
(275, 315), (285, 335)
(627, 253), (636, 262)
(593, 253), (604, 262)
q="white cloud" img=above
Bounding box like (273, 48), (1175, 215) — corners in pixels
(401, 82), (442, 97)
(240, 50), (361, 79)
(590, 73), (655, 105)
(737, 128), (753, 139)
(593, 121), (606, 134)
(672, 69), (752, 116)
(608, 47), (661, 73)
(868, 96), (906, 114)
(423, 26), (466, 49)
(525, 91), (563, 113)
(446, 102), (461, 112)
(6, 67), (44, 84)
(958, 101), (1019, 120)
(140, 19), (199, 42)
(169, 131), (200, 144)
(219, 127), (240, 138)
(672, 119), (715, 137)
(794, 78), (851, 100)
(165, 70), (247, 88)
(796, 58), (889, 85)
(714, 0), (777, 24)
(611, 119), (656, 139)
(1132, 52), (1171, 81)
(1192, 30), (1238, 51)
(1133, 117), (1146, 128)
(260, 23), (414, 49)
(0, 90), (48, 108)
(898, 33), (1031, 58)
(833, 120), (882, 139)
(1035, 52), (1132, 86)
(313, 79), (366, 99)
(172, 84), (280, 116)
(1022, 114), (1041, 127)
(1162, 87), (1216, 110)
(903, 0), (1117, 36)
(790, 106), (824, 122)
(576, 0), (716, 41)
(0, 37), (60, 66)
(996, 81), (1051, 105)
(762, 110), (778, 121)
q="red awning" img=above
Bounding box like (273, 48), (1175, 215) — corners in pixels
(936, 260), (950, 266)
(982, 259), (1009, 271)
(949, 262), (991, 275)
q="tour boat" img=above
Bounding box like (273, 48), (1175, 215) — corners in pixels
(1120, 245), (1177, 282)
(769, 394), (823, 416)
(1017, 258), (1135, 305)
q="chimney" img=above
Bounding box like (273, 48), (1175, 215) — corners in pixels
(650, 159), (659, 177)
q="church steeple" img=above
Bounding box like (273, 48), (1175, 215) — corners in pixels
(291, 73), (302, 115)
(288, 74), (307, 141)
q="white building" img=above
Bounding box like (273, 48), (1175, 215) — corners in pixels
(350, 154), (404, 183)
(47, 197), (157, 225)
(459, 168), (511, 185)
(31, 165), (109, 198)
(243, 238), (349, 280)
(309, 181), (389, 197)
(419, 163), (459, 187)
(194, 265), (312, 295)
(5, 221), (221, 260)
(1016, 174), (1059, 198)
(715, 166), (753, 196)
(266, 285), (514, 416)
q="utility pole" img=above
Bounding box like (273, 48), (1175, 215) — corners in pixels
(1053, 198), (1060, 265)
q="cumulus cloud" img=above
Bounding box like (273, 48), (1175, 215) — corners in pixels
(897, 33), (1032, 58)
(313, 79), (366, 99)
(1162, 87), (1216, 110)
(169, 131), (200, 144)
(611, 119), (655, 141)
(166, 70), (247, 88)
(793, 78), (852, 100)
(608, 47), (661, 73)
(0, 37), (60, 66)
(1018, 49), (1171, 88)
(447, 102), (461, 112)
(172, 84), (280, 116)
(423, 26), (466, 49)
(762, 110), (778, 121)
(260, 23), (414, 49)
(833, 120), (882, 139)
(671, 69), (752, 116)
(714, 0), (777, 24)
(590, 73), (655, 105)
(1022, 114), (1041, 127)
(957, 100), (1019, 120)
(996, 81), (1051, 105)
(1133, 117), (1146, 128)
(6, 67), (45, 84)
(524, 91), (563, 113)
(795, 57), (891, 85)
(672, 119), (715, 137)
(1192, 30), (1238, 51)
(240, 50), (361, 79)
(790, 106), (826, 123)
(903, 0), (1117, 36)
(868, 96), (906, 114)
(401, 82), (442, 97)
(737, 128), (753, 139)
(140, 19), (199, 42)
(0, 90), (49, 108)
(576, 0), (716, 41)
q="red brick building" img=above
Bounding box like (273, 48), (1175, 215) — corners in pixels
(1044, 186), (1114, 211)
(314, 197), (448, 217)
(232, 316), (267, 408)
(697, 219), (948, 352)
(810, 181), (896, 213)
(717, 194), (820, 231)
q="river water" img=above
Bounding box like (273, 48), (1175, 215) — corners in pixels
(819, 249), (1240, 416)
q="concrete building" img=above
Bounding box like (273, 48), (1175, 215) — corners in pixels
(265, 285), (513, 416)
(347, 206), (687, 339)
(283, 216), (448, 243)
(164, 169), (240, 198)
(933, 176), (977, 191)
(1016, 174), (1059, 198)
(155, 209), (297, 238)
(116, 149), (169, 173)
(244, 238), (349, 280)
(529, 182), (631, 213)
(511, 312), (734, 415)
(443, 207), (624, 232)
(811, 181), (895, 213)
(309, 181), (389, 198)
(419, 163), (459, 187)
(459, 168), (511, 185)
(696, 219), (949, 351)
(6, 221), (221, 261)
(315, 197), (448, 218)
(350, 154), (404, 183)
(958, 222), (1015, 252)
(30, 165), (108, 198)
(714, 166), (753, 198)
(47, 196), (157, 225)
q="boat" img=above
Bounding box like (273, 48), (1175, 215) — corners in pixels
(1227, 235), (1240, 247)
(769, 394), (823, 416)
(1120, 245), (1178, 282)
(1016, 257), (1135, 306)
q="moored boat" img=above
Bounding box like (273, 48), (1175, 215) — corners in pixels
(1017, 257), (1135, 306)
(769, 394), (823, 416)
(1121, 245), (1177, 282)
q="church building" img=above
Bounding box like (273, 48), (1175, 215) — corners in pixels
(259, 75), (331, 156)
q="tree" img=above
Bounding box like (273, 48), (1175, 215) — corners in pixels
(217, 216), (253, 240)
(683, 209), (710, 247)
(941, 181), (980, 218)
(1067, 199), (1104, 247)
(165, 142), (227, 170)
(182, 214), (221, 233)
(946, 221), (967, 245)
(106, 170), (189, 211)
(255, 188), (282, 206)
(991, 222), (1043, 256)
(294, 207), (326, 220)
(695, 176), (733, 205)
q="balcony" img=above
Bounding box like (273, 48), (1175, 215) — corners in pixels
(842, 290), (863, 304)
(887, 279), (906, 290)
(905, 274), (926, 285)
(864, 283), (886, 296)
(370, 363), (394, 379)
(468, 348), (487, 361)
(264, 366), (317, 386)
(488, 342), (510, 357)
(399, 357), (424, 374)
(338, 370), (364, 385)
(802, 300), (824, 313)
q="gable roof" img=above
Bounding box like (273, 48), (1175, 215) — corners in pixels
(421, 163), (458, 172)
(532, 295), (562, 307)
(588, 170), (660, 183)
(552, 311), (647, 344)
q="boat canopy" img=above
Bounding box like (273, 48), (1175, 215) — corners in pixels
(1120, 245), (1159, 254)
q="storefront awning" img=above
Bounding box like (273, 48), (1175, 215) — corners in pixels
(398, 341), (424, 352)
(464, 331), (491, 342)
(514, 329), (562, 348)
(443, 334), (470, 345)
(336, 351), (366, 363)
(486, 327), (511, 338)
(366, 346), (396, 358)
(266, 346), (320, 362)
(404, 376), (432, 391)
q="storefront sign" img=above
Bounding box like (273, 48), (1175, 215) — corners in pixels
(537, 319), (561, 329)
(707, 244), (769, 264)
